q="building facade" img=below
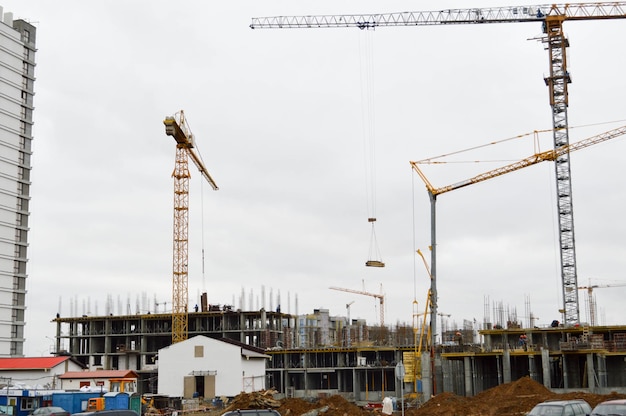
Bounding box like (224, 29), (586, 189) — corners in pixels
(0, 6), (36, 357)
(157, 335), (268, 398)
(53, 309), (626, 402)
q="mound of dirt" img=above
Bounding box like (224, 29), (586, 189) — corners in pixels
(406, 376), (626, 416)
(214, 378), (626, 416)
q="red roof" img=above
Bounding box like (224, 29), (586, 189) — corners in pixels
(0, 356), (71, 370)
(59, 370), (138, 379)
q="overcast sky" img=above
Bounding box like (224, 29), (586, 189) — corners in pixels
(5, 1), (626, 357)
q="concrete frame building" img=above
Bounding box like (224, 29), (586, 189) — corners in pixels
(0, 6), (36, 357)
(53, 308), (626, 402)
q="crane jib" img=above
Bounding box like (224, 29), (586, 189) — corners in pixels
(250, 3), (626, 29)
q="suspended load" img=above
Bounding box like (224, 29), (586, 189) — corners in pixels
(366, 217), (385, 267)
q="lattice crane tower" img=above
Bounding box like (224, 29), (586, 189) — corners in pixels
(164, 111), (219, 343)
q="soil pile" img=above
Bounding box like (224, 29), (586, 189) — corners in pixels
(214, 377), (626, 416)
(407, 376), (626, 416)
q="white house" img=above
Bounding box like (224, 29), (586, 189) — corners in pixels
(0, 356), (85, 390)
(157, 335), (269, 399)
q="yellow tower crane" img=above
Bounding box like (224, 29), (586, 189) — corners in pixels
(330, 285), (385, 327)
(411, 124), (626, 343)
(250, 2), (626, 329)
(164, 110), (219, 343)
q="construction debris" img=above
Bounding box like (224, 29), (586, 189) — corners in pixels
(207, 377), (626, 416)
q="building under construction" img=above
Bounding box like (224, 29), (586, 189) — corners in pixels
(51, 306), (626, 402)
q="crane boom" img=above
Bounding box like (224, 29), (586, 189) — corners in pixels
(250, 3), (626, 29)
(164, 110), (218, 343)
(411, 125), (626, 197)
(411, 123), (626, 334)
(251, 2), (626, 327)
(330, 286), (385, 327)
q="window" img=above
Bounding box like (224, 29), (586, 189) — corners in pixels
(194, 345), (204, 357)
(20, 398), (36, 411)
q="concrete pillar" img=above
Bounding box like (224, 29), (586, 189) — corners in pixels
(464, 356), (472, 397)
(541, 348), (551, 388)
(529, 354), (536, 380)
(353, 368), (359, 401)
(596, 354), (607, 388)
(563, 354), (569, 389)
(502, 350), (511, 383)
(586, 353), (596, 391)
(421, 352), (432, 400)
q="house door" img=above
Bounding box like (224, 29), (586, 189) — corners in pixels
(203, 375), (215, 398)
(183, 376), (195, 399)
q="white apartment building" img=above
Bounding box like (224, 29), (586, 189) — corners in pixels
(0, 6), (36, 357)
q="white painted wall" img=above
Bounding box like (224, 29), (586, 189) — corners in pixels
(157, 336), (267, 398)
(0, 361), (83, 389)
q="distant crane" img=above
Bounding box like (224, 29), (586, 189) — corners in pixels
(164, 110), (219, 343)
(578, 281), (626, 326)
(411, 124), (626, 334)
(330, 285), (385, 327)
(250, 2), (626, 329)
(346, 301), (355, 347)
(346, 301), (355, 325)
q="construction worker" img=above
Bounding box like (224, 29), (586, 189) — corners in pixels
(519, 334), (528, 350)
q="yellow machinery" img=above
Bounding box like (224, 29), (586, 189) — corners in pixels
(86, 398), (105, 412)
(164, 111), (218, 343)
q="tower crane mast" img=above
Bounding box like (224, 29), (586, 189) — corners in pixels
(251, 2), (626, 327)
(330, 285), (385, 327)
(164, 110), (218, 344)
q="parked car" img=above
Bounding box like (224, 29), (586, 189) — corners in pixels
(73, 411), (138, 416)
(222, 410), (281, 416)
(591, 399), (626, 416)
(527, 400), (592, 416)
(31, 407), (70, 416)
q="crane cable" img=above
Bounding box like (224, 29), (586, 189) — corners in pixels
(359, 30), (384, 267)
(414, 119), (626, 165)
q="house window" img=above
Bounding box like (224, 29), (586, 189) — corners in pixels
(80, 381), (90, 388)
(20, 398), (36, 411)
(194, 345), (204, 357)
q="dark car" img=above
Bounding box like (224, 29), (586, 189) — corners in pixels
(591, 399), (626, 416)
(527, 400), (592, 416)
(222, 410), (281, 416)
(73, 411), (139, 416)
(31, 407), (69, 416)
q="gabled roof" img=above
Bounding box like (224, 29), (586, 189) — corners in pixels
(59, 370), (138, 379)
(0, 356), (75, 371)
(206, 336), (267, 355)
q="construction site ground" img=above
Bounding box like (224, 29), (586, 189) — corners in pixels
(196, 377), (626, 416)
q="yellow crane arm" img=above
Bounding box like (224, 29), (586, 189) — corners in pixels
(188, 149), (219, 191)
(411, 125), (626, 197)
(330, 286), (385, 326)
(329, 286), (383, 300)
(164, 114), (218, 190)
